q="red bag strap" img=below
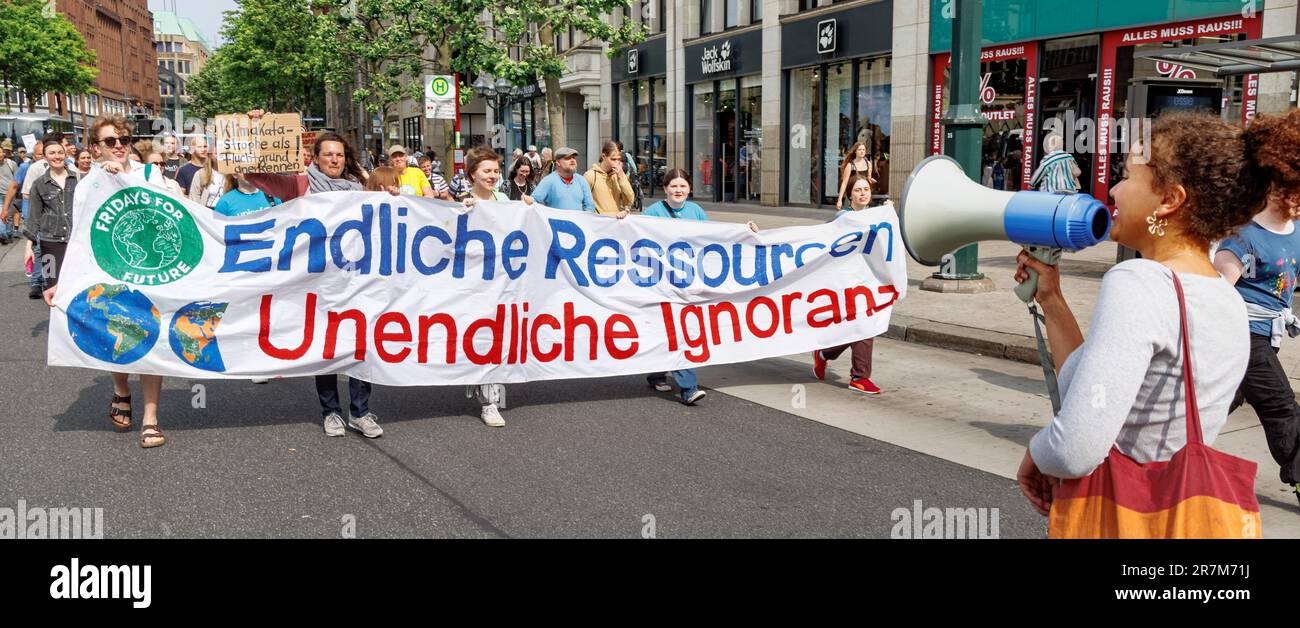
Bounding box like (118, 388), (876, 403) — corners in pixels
(1170, 272), (1204, 446)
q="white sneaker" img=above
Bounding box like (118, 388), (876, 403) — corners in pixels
(322, 412), (345, 437)
(682, 390), (707, 405)
(251, 378), (270, 384)
(347, 412), (384, 438)
(481, 404), (505, 428)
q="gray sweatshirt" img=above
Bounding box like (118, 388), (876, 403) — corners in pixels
(1029, 259), (1249, 478)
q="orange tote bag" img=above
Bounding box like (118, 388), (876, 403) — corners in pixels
(1048, 273), (1262, 539)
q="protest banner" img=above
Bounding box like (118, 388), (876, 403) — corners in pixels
(213, 113), (304, 175)
(49, 168), (906, 386)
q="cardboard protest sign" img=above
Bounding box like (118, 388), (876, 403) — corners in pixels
(213, 113), (304, 175)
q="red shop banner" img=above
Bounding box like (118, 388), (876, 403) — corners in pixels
(1093, 14), (1262, 203)
(929, 43), (1040, 191)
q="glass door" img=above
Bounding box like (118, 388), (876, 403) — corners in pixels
(738, 75), (762, 202)
(717, 79), (737, 202)
(691, 82), (716, 200)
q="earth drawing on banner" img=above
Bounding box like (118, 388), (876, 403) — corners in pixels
(67, 283), (161, 365)
(168, 301), (228, 372)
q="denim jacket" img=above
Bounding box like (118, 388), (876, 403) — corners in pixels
(27, 169), (77, 243)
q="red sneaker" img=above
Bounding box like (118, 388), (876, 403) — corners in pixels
(813, 350), (827, 380)
(849, 377), (881, 395)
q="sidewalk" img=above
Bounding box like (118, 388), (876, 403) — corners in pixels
(704, 202), (1300, 382)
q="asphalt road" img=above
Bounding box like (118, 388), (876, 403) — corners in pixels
(0, 240), (1044, 538)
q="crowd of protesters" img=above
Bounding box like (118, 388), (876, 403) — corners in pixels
(12, 105), (1300, 532)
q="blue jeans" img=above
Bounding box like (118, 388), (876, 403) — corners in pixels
(28, 240), (44, 288)
(647, 370), (699, 401)
(315, 375), (371, 418)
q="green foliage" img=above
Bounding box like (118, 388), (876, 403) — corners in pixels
(457, 0), (645, 87)
(0, 0), (98, 112)
(452, 0), (646, 147)
(310, 0), (456, 116)
(189, 0), (324, 118)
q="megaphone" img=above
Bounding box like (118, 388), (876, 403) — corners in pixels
(898, 155), (1112, 302)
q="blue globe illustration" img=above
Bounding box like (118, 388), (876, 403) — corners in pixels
(168, 301), (228, 372)
(67, 284), (161, 365)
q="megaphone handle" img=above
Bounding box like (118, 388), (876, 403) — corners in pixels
(1014, 246), (1063, 303)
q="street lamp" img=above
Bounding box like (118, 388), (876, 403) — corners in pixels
(475, 73), (515, 155)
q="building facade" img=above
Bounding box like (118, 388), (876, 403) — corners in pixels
(58, 0), (160, 144)
(152, 10), (211, 130)
(2, 0), (158, 145)
(600, 0), (1299, 208)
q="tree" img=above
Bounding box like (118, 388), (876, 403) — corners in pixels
(311, 1), (456, 117)
(456, 0), (646, 149)
(0, 0), (97, 113)
(188, 0), (324, 118)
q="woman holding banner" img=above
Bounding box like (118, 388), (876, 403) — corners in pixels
(461, 146), (533, 427)
(811, 174), (883, 395)
(640, 169), (712, 405)
(1013, 111), (1300, 536)
(242, 113), (387, 439)
(73, 115), (172, 447)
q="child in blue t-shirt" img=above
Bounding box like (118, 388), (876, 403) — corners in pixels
(214, 174), (282, 217)
(1214, 196), (1300, 495)
(641, 169), (711, 405)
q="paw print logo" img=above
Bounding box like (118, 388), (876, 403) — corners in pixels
(721, 40), (731, 60)
(817, 19), (836, 53)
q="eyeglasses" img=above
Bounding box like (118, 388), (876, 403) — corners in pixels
(97, 136), (132, 147)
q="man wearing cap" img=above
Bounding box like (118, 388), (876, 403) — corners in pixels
(389, 145), (434, 197)
(526, 145), (542, 171)
(0, 139), (18, 244)
(531, 147), (596, 212)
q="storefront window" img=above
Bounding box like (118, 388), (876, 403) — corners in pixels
(692, 83), (715, 199)
(738, 76), (762, 202)
(636, 81), (652, 183)
(717, 80), (737, 201)
(824, 62), (852, 204)
(787, 66), (821, 205)
(1107, 33), (1247, 192)
(532, 97), (551, 150)
(651, 77), (667, 193)
(1039, 35), (1098, 195)
(942, 57), (1028, 191)
(618, 82), (635, 151)
(856, 55), (892, 196)
(510, 102), (525, 157)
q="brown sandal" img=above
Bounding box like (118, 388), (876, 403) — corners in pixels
(110, 394), (132, 429)
(140, 424), (165, 449)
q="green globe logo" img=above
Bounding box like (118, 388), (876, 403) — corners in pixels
(431, 77), (450, 97)
(91, 187), (203, 285)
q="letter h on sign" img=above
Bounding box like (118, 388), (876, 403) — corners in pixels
(817, 19), (836, 55)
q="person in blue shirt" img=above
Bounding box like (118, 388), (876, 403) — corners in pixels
(530, 146), (596, 212)
(641, 168), (763, 405)
(1214, 193), (1300, 501)
(214, 173), (282, 217)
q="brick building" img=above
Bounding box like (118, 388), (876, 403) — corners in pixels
(4, 1), (160, 145)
